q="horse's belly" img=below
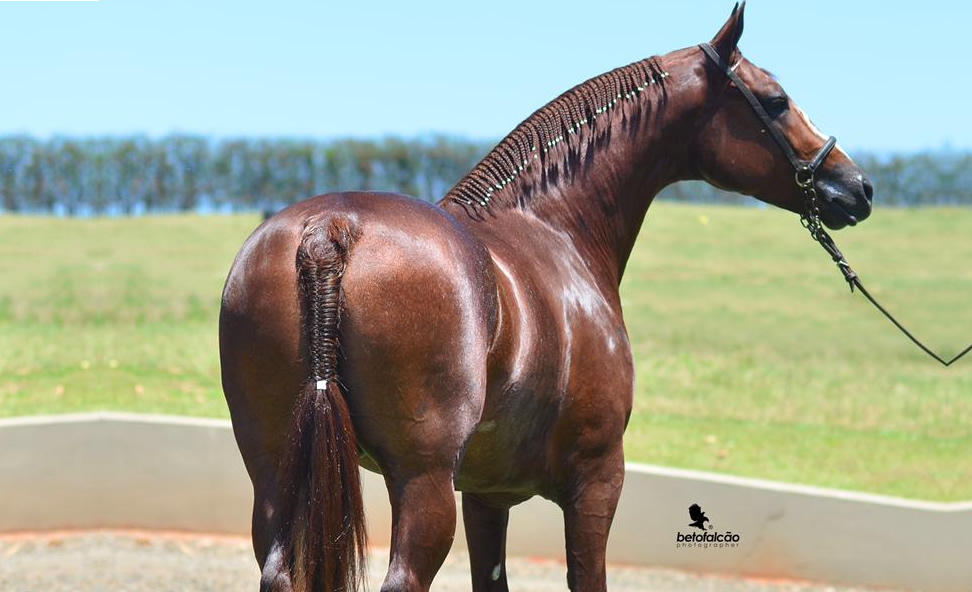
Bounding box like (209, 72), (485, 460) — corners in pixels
(453, 430), (551, 500)
(451, 382), (565, 500)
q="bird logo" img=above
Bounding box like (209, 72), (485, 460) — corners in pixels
(688, 503), (710, 531)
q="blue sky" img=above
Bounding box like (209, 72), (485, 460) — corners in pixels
(0, 0), (966, 153)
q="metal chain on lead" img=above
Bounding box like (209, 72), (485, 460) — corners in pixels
(798, 179), (823, 242)
(797, 168), (858, 288)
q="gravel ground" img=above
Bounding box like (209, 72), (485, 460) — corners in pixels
(0, 531), (884, 592)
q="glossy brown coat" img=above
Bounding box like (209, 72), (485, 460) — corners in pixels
(219, 5), (872, 591)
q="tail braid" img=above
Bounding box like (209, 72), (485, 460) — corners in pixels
(269, 215), (365, 592)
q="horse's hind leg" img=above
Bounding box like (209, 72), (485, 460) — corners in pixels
(230, 442), (293, 591)
(380, 468), (458, 592)
(220, 380), (295, 591)
(462, 494), (510, 592)
(252, 470), (294, 592)
(259, 537), (294, 592)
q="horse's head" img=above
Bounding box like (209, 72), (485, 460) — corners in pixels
(688, 3), (872, 229)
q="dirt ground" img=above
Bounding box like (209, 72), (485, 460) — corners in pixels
(0, 531), (887, 592)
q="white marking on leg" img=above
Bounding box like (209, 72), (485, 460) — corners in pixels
(491, 563), (502, 581)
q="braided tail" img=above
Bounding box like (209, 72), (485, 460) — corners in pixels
(273, 216), (366, 592)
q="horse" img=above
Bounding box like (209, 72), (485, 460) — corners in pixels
(219, 4), (873, 591)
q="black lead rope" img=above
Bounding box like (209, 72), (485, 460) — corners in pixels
(700, 43), (972, 367)
(810, 225), (972, 367)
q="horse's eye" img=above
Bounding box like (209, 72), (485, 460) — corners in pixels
(766, 96), (789, 118)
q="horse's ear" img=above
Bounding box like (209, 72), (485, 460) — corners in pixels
(710, 2), (745, 62)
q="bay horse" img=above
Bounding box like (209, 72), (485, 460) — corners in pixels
(219, 4), (873, 591)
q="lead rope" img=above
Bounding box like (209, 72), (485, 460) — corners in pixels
(799, 174), (972, 367)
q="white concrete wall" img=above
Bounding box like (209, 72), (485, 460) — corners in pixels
(0, 413), (964, 591)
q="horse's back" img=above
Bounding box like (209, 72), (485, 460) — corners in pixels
(220, 192), (497, 475)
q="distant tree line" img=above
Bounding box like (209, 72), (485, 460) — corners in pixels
(0, 135), (490, 215)
(0, 135), (968, 214)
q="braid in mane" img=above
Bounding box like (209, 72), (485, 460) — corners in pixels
(446, 57), (669, 211)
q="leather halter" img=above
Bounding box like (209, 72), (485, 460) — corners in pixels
(700, 43), (837, 196)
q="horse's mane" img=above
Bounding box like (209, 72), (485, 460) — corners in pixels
(445, 56), (669, 211)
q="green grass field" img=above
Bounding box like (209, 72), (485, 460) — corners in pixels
(1, 204), (970, 501)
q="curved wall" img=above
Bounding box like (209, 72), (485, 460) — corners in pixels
(0, 413), (964, 591)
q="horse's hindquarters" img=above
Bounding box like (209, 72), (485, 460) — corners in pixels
(334, 198), (498, 477)
(220, 213), (306, 469)
(221, 191), (499, 482)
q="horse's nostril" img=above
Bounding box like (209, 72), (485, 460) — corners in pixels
(862, 177), (874, 203)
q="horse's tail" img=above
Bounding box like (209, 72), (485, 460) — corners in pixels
(274, 216), (366, 592)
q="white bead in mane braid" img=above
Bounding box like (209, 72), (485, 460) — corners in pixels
(447, 57), (670, 209)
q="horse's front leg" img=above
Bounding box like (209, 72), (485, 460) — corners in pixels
(560, 448), (625, 592)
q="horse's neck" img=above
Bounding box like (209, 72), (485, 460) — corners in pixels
(443, 50), (700, 286)
(524, 110), (690, 286)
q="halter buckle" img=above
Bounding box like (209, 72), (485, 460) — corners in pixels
(795, 166), (815, 189)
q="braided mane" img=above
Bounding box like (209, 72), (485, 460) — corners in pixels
(445, 56), (669, 211)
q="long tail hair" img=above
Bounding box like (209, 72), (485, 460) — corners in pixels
(273, 216), (367, 592)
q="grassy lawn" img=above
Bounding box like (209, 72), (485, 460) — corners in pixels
(0, 215), (249, 418)
(1, 205), (970, 501)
